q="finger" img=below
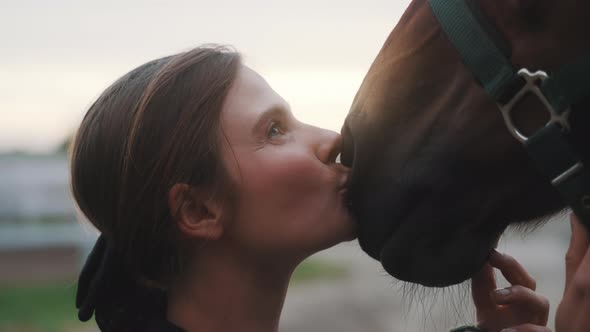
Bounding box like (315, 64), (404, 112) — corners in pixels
(565, 213), (590, 293)
(574, 297), (590, 332)
(562, 303), (590, 332)
(575, 248), (590, 295)
(500, 323), (551, 332)
(492, 285), (549, 325)
(557, 247), (590, 332)
(489, 250), (536, 290)
(472, 262), (496, 310)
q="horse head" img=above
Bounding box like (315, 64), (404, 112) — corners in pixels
(342, 0), (590, 287)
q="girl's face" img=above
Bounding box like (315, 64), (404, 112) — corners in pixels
(219, 66), (356, 263)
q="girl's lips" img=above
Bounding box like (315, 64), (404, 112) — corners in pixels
(338, 173), (350, 191)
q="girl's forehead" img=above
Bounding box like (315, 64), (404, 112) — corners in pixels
(221, 66), (288, 123)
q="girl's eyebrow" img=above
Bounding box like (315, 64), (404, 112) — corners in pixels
(251, 105), (290, 135)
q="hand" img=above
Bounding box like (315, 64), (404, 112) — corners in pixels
(555, 214), (590, 332)
(472, 250), (550, 332)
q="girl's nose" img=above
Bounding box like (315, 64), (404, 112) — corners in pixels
(312, 127), (342, 165)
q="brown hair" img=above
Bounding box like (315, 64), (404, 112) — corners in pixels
(71, 46), (241, 289)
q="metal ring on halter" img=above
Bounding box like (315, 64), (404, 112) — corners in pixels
(498, 69), (571, 143)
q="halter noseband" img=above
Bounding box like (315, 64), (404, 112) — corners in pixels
(428, 0), (590, 227)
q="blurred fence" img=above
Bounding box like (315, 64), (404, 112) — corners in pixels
(0, 154), (96, 284)
(0, 223), (97, 284)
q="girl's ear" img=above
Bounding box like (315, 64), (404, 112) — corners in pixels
(168, 183), (224, 240)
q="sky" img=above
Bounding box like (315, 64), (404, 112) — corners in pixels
(0, 0), (411, 153)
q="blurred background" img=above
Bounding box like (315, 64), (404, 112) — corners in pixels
(0, 0), (571, 331)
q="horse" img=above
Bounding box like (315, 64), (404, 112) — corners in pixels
(341, 0), (590, 287)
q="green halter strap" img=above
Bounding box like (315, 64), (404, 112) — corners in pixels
(428, 0), (590, 226)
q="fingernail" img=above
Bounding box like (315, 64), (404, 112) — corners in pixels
(495, 288), (511, 296)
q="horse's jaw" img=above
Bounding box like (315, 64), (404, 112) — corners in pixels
(342, 145), (508, 286)
(379, 215), (506, 287)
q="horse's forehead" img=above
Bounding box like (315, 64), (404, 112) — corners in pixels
(358, 0), (472, 120)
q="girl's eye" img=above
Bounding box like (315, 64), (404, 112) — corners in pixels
(267, 122), (283, 139)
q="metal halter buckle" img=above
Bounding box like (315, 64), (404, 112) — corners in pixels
(498, 69), (571, 143)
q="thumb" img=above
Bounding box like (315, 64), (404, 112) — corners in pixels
(565, 213), (590, 293)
